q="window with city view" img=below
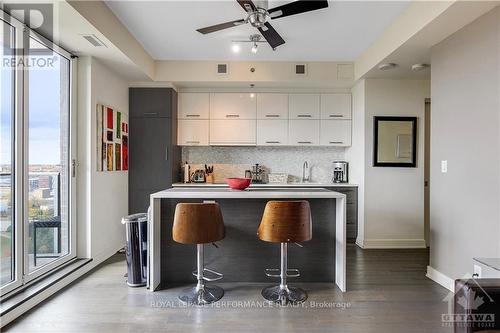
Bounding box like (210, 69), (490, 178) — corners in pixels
(27, 37), (71, 273)
(1, 14), (74, 293)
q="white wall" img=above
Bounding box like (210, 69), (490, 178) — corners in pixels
(346, 79), (366, 244)
(357, 79), (430, 248)
(77, 56), (128, 261)
(429, 7), (500, 282)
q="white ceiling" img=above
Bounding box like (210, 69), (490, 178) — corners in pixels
(105, 0), (411, 61)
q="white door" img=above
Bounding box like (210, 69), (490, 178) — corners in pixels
(210, 93), (256, 119)
(289, 94), (320, 119)
(257, 93), (289, 119)
(178, 120), (209, 146)
(320, 94), (352, 119)
(289, 120), (320, 145)
(178, 93), (209, 119)
(320, 120), (352, 146)
(257, 120), (288, 145)
(210, 120), (256, 145)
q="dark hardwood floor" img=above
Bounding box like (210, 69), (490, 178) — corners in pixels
(4, 245), (451, 333)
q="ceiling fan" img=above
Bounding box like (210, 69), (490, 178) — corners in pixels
(196, 0), (329, 50)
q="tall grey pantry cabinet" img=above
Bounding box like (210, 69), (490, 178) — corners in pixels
(128, 88), (180, 214)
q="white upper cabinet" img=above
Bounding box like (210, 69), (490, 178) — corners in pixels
(178, 93), (209, 119)
(320, 120), (352, 146)
(209, 120), (256, 145)
(178, 120), (209, 146)
(257, 94), (289, 119)
(289, 94), (320, 119)
(257, 120), (288, 146)
(210, 93), (256, 119)
(320, 94), (352, 119)
(289, 120), (320, 145)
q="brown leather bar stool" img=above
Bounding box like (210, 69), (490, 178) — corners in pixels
(257, 200), (312, 305)
(172, 202), (225, 305)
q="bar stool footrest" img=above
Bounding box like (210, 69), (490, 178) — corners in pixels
(192, 268), (223, 282)
(265, 268), (301, 278)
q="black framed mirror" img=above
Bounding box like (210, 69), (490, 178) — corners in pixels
(373, 116), (417, 167)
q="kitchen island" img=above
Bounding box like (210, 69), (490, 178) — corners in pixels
(149, 188), (347, 292)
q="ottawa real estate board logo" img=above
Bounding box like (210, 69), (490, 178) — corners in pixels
(442, 277), (496, 329)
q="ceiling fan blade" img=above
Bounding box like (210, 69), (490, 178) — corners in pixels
(268, 0), (328, 20)
(196, 19), (246, 34)
(258, 22), (285, 49)
(236, 0), (257, 13)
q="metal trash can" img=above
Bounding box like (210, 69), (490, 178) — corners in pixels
(121, 213), (148, 287)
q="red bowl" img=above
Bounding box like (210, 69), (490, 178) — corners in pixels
(225, 178), (251, 190)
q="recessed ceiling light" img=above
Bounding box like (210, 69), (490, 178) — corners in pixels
(232, 43), (240, 53)
(411, 63), (430, 71)
(378, 63), (398, 70)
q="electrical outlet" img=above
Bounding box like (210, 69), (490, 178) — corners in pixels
(441, 160), (448, 173)
(473, 264), (482, 278)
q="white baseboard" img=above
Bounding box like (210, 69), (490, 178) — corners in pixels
(362, 238), (426, 249)
(426, 266), (455, 292)
(1, 245), (123, 328)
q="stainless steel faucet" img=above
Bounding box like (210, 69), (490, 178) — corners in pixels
(302, 161), (310, 182)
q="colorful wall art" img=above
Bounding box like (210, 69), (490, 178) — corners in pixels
(96, 104), (129, 171)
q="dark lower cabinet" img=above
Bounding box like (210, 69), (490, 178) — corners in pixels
(129, 88), (180, 214)
(326, 187), (358, 243)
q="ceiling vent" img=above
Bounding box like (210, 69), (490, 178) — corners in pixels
(82, 34), (107, 48)
(295, 64), (307, 75)
(216, 63), (229, 75)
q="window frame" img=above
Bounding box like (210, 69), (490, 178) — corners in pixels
(0, 10), (78, 294)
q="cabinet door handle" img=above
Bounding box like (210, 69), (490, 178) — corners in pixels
(329, 114), (343, 118)
(186, 114), (200, 117)
(186, 141), (200, 144)
(329, 141), (344, 144)
(265, 141), (281, 144)
(298, 141), (312, 144)
(165, 147), (168, 160)
(265, 114), (280, 118)
(226, 114), (240, 118)
(297, 114), (312, 118)
(143, 112), (159, 116)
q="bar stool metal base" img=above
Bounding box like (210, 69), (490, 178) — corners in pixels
(262, 285), (307, 305)
(178, 243), (224, 305)
(178, 285), (224, 305)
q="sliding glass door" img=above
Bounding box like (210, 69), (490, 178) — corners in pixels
(1, 11), (76, 293)
(25, 35), (73, 279)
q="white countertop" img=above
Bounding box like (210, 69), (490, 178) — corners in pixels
(151, 187), (346, 199)
(172, 182), (357, 188)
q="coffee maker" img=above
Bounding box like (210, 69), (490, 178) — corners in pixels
(332, 161), (348, 183)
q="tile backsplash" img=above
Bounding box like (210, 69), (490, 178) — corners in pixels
(182, 146), (346, 183)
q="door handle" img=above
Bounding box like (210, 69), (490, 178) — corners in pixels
(226, 114), (240, 118)
(265, 114), (280, 118)
(297, 114), (312, 118)
(329, 114), (343, 118)
(186, 114), (200, 117)
(165, 147), (168, 161)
